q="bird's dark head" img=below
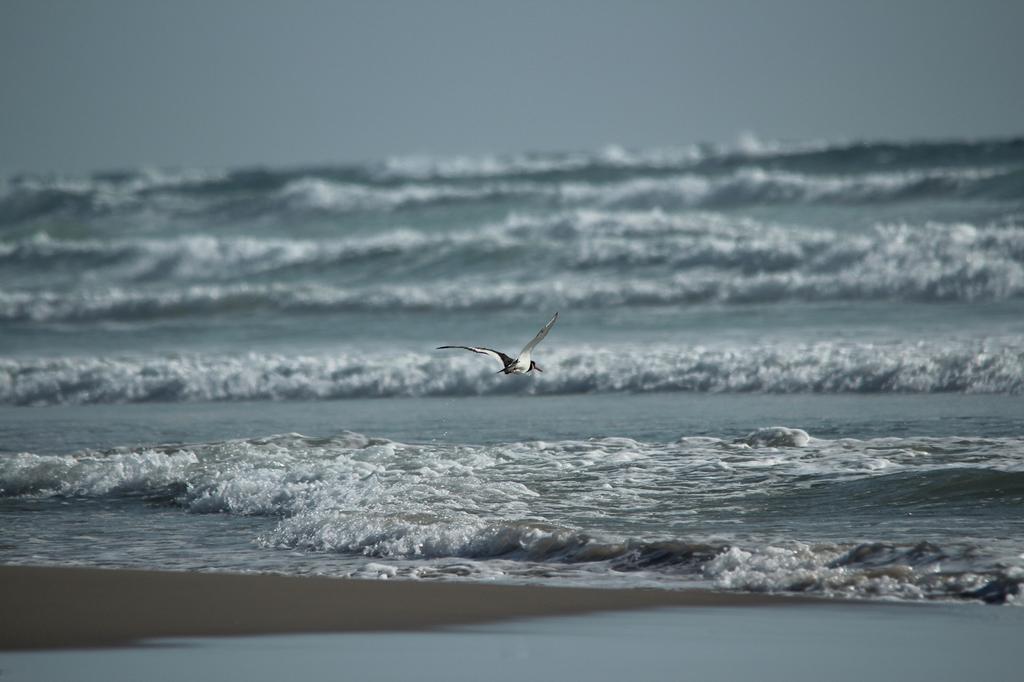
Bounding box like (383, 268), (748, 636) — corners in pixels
(529, 360), (543, 373)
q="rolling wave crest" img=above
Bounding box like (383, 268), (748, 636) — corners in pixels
(2, 340), (1021, 405)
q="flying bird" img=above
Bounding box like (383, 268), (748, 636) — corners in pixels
(437, 312), (559, 374)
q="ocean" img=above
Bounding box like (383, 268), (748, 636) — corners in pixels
(1, 136), (1022, 604)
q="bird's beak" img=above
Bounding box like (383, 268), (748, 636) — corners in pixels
(533, 365), (543, 373)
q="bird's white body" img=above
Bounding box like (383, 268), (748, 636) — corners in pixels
(506, 357), (532, 374)
(437, 312), (559, 375)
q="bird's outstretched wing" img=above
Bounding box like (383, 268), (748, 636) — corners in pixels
(436, 345), (514, 367)
(517, 312), (559, 362)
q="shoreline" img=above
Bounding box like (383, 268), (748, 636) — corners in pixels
(2, 564), (820, 650)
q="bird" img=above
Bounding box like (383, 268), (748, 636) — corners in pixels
(437, 312), (559, 374)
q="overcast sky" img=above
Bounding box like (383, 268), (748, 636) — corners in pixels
(1, 0), (1022, 173)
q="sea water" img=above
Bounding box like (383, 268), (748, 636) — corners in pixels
(2, 137), (1022, 603)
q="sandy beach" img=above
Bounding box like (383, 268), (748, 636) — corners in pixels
(0, 564), (810, 650)
(3, 565), (1021, 682)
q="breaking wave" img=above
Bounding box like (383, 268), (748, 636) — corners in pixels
(3, 214), (1022, 312)
(273, 166), (1022, 214)
(3, 135), (1022, 224)
(2, 213), (1020, 277)
(2, 430), (1021, 602)
(3, 340), (1022, 405)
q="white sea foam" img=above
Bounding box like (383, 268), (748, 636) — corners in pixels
(8, 163), (994, 220)
(0, 168), (228, 202)
(0, 168), (229, 222)
(274, 177), (521, 212)
(0, 449), (199, 497)
(3, 135), (1020, 226)
(378, 145), (705, 180)
(1, 263), (1021, 322)
(272, 165), (1013, 213)
(4, 216), (1021, 313)
(5, 430), (1021, 507)
(3, 430), (1021, 601)
(2, 340), (1022, 406)
(0, 230), (454, 284)
(738, 427), (811, 448)
(378, 152), (591, 180)
(1, 209), (806, 277)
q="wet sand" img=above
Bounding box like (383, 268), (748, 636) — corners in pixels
(3, 566), (1021, 682)
(1, 564), (813, 650)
